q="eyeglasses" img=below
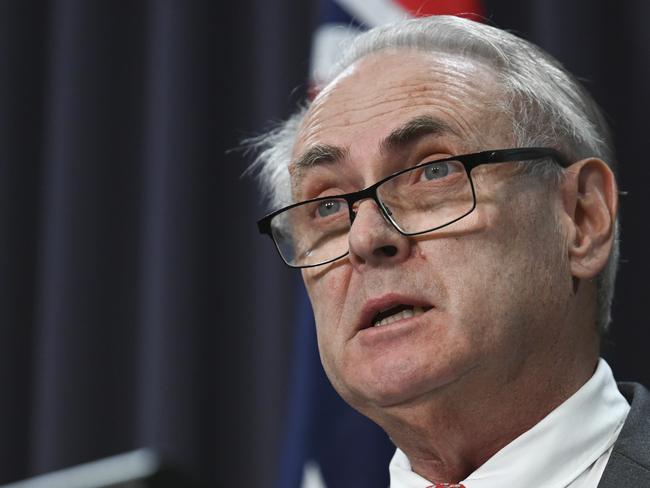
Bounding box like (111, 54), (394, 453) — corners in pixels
(257, 147), (569, 268)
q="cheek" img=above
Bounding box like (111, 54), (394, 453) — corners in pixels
(428, 196), (561, 310)
(450, 203), (568, 338)
(438, 243), (508, 337)
(305, 273), (351, 394)
(303, 267), (351, 340)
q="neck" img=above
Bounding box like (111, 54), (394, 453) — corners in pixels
(370, 352), (599, 483)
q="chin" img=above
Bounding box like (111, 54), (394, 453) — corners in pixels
(342, 357), (458, 410)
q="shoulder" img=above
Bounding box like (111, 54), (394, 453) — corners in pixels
(598, 382), (650, 487)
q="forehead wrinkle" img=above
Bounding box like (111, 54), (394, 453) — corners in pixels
(314, 81), (474, 121)
(302, 82), (492, 140)
(310, 62), (488, 114)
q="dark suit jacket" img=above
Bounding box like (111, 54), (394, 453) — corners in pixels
(598, 382), (650, 487)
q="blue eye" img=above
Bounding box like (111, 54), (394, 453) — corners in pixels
(317, 199), (342, 218)
(422, 162), (450, 180)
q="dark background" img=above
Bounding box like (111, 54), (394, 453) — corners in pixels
(0, 1), (648, 486)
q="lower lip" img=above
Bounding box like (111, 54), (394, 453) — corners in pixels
(356, 311), (429, 346)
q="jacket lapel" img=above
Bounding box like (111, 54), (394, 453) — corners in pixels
(597, 382), (650, 487)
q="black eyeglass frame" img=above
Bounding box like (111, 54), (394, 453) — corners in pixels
(257, 147), (570, 268)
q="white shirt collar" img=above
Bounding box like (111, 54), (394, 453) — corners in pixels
(389, 358), (630, 488)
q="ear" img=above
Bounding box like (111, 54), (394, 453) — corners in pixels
(561, 158), (618, 279)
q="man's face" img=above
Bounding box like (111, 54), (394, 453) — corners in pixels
(293, 50), (575, 417)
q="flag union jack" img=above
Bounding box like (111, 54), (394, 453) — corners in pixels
(310, 0), (483, 88)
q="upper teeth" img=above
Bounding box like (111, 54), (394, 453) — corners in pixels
(374, 306), (425, 327)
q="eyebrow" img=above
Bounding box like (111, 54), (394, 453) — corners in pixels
(380, 114), (456, 154)
(291, 114), (456, 175)
(291, 144), (348, 175)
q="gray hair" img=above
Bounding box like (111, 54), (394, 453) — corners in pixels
(249, 15), (619, 332)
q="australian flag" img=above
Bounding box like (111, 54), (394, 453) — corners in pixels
(276, 2), (483, 487)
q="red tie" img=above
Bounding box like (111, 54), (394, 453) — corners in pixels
(426, 484), (466, 488)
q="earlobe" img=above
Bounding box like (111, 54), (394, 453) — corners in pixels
(563, 158), (618, 279)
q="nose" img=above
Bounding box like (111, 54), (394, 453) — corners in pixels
(348, 199), (412, 268)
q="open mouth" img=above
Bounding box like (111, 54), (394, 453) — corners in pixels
(372, 304), (430, 327)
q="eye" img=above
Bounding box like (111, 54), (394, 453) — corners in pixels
(420, 161), (451, 181)
(316, 199), (343, 218)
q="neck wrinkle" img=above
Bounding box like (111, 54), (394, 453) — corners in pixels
(369, 355), (599, 483)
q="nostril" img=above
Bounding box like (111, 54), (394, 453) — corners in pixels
(376, 245), (398, 257)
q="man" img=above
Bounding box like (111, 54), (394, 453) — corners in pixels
(253, 15), (650, 487)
